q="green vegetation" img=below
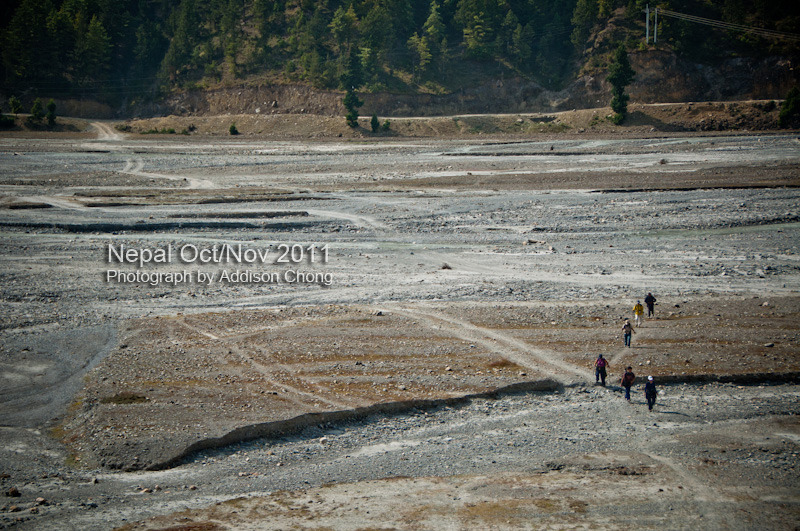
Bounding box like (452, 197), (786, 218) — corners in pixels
(8, 95), (21, 114)
(229, 122), (239, 135)
(46, 98), (57, 126)
(0, 1), (797, 108)
(607, 44), (635, 124)
(778, 87), (800, 128)
(28, 97), (43, 123)
(141, 127), (177, 135)
(370, 112), (380, 132)
(343, 88), (362, 128)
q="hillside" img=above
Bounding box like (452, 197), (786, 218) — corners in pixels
(1, 0), (799, 118)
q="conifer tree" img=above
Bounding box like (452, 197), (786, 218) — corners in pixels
(9, 96), (22, 115)
(46, 99), (56, 126)
(778, 87), (800, 128)
(407, 33), (431, 80)
(343, 88), (362, 128)
(29, 98), (44, 123)
(607, 44), (635, 124)
(571, 0), (598, 50)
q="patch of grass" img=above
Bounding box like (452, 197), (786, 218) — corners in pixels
(461, 499), (525, 524)
(568, 499), (589, 513)
(533, 497), (560, 512)
(64, 453), (84, 469)
(487, 359), (516, 369)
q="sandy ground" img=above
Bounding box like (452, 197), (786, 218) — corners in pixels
(0, 119), (798, 529)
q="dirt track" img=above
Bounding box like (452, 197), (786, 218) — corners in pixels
(0, 122), (798, 529)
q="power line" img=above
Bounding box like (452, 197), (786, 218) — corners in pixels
(656, 8), (800, 42)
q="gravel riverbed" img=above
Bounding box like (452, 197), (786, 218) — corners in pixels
(0, 126), (798, 529)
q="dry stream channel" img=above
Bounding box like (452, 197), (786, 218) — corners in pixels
(0, 127), (799, 529)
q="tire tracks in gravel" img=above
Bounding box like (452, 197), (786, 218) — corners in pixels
(15, 195), (92, 211)
(118, 156), (217, 190)
(305, 208), (388, 230)
(389, 305), (592, 385)
(174, 318), (356, 410)
(88, 121), (217, 189)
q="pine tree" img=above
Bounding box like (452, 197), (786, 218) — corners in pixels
(76, 16), (112, 83)
(29, 98), (44, 123)
(340, 47), (364, 91)
(9, 96), (22, 115)
(329, 4), (359, 52)
(778, 87), (800, 128)
(361, 3), (392, 56)
(607, 44), (635, 124)
(46, 99), (56, 127)
(343, 88), (362, 128)
(463, 12), (493, 60)
(3, 0), (55, 82)
(571, 0), (598, 51)
(407, 33), (431, 81)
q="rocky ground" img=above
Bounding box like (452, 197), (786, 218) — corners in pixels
(0, 117), (798, 529)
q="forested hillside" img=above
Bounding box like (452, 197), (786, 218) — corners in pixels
(1, 0), (798, 115)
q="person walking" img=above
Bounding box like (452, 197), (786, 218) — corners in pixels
(644, 376), (657, 411)
(644, 292), (657, 318)
(621, 366), (636, 401)
(621, 319), (635, 347)
(595, 354), (609, 386)
(632, 300), (644, 327)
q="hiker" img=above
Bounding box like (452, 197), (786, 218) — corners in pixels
(595, 354), (609, 386)
(644, 292), (657, 318)
(632, 300), (644, 327)
(621, 366), (636, 401)
(621, 319), (635, 347)
(644, 376), (657, 411)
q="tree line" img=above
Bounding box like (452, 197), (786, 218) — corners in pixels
(1, 0), (797, 105)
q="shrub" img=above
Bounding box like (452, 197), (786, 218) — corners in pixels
(29, 98), (44, 123)
(8, 95), (21, 114)
(229, 122), (239, 135)
(370, 113), (380, 132)
(778, 87), (800, 128)
(141, 127), (177, 135)
(46, 99), (56, 127)
(0, 114), (15, 128)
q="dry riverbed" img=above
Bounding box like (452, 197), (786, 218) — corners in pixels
(0, 123), (798, 529)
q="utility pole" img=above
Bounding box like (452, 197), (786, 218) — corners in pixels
(654, 7), (658, 43)
(645, 4), (650, 43)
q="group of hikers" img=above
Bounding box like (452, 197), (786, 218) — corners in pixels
(595, 356), (658, 411)
(624, 292), (656, 346)
(591, 292), (659, 411)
